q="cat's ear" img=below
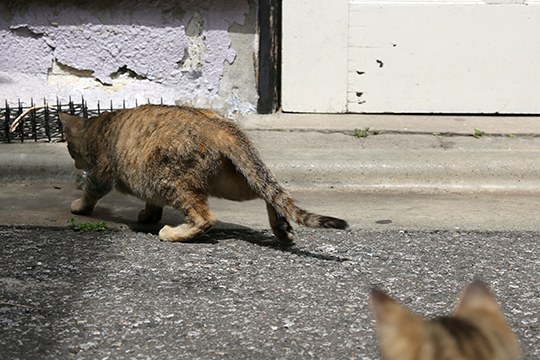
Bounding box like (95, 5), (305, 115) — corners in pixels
(371, 288), (420, 323)
(371, 288), (426, 357)
(454, 280), (521, 358)
(454, 280), (501, 315)
(59, 113), (85, 138)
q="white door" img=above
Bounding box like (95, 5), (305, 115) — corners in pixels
(282, 0), (540, 114)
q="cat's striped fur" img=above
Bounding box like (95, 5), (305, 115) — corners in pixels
(371, 281), (520, 360)
(60, 105), (347, 243)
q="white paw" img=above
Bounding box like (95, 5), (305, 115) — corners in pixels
(159, 225), (175, 241)
(70, 198), (93, 215)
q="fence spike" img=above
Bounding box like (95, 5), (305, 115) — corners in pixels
(31, 102), (37, 141)
(69, 98), (75, 115)
(4, 100), (11, 143)
(57, 98), (63, 141)
(82, 96), (88, 119)
(18, 99), (23, 143)
(44, 101), (51, 142)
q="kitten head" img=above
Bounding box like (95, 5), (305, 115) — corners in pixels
(370, 281), (520, 360)
(59, 113), (91, 170)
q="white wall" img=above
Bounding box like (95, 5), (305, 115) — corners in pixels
(0, 0), (258, 116)
(282, 0), (349, 113)
(282, 0), (540, 114)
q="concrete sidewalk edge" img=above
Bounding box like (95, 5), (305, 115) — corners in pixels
(1, 114), (540, 194)
(238, 113), (540, 136)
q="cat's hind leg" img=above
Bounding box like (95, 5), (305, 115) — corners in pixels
(266, 203), (295, 245)
(138, 202), (164, 224)
(159, 193), (216, 242)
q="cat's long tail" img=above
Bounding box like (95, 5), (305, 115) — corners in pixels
(218, 123), (348, 230)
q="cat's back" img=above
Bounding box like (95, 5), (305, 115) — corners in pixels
(92, 105), (232, 152)
(107, 104), (225, 133)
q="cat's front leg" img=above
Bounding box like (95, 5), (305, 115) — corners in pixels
(71, 173), (112, 215)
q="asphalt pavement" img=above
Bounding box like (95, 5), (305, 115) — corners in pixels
(1, 113), (540, 359)
(1, 227), (539, 359)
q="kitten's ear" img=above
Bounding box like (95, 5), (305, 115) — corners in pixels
(454, 280), (501, 315)
(454, 281), (521, 358)
(371, 288), (418, 322)
(371, 288), (426, 357)
(59, 113), (85, 138)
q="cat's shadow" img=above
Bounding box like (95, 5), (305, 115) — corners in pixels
(88, 207), (349, 263)
(198, 227), (350, 263)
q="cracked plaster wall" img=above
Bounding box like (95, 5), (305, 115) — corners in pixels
(0, 0), (257, 115)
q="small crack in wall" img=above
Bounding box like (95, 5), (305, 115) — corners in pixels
(110, 65), (148, 81)
(10, 25), (44, 39)
(50, 60), (94, 78)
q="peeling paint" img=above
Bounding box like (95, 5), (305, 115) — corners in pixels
(0, 0), (256, 113)
(218, 0), (257, 116)
(0, 23), (52, 75)
(178, 12), (205, 73)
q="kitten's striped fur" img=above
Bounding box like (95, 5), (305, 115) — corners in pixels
(60, 105), (347, 243)
(371, 281), (520, 360)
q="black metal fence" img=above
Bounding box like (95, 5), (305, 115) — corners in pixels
(2, 97), (161, 143)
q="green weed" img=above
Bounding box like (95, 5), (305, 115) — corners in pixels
(354, 127), (370, 138)
(68, 217), (108, 232)
(353, 128), (382, 138)
(473, 129), (486, 138)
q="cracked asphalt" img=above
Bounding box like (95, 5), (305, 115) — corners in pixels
(1, 226), (538, 359)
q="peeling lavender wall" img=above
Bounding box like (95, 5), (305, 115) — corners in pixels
(0, 0), (257, 115)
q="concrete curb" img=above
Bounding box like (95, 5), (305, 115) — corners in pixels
(239, 114), (540, 193)
(0, 143), (74, 180)
(266, 149), (540, 193)
(239, 113), (540, 136)
(1, 114), (540, 193)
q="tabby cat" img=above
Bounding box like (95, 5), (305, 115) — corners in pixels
(370, 280), (520, 360)
(59, 105), (347, 243)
